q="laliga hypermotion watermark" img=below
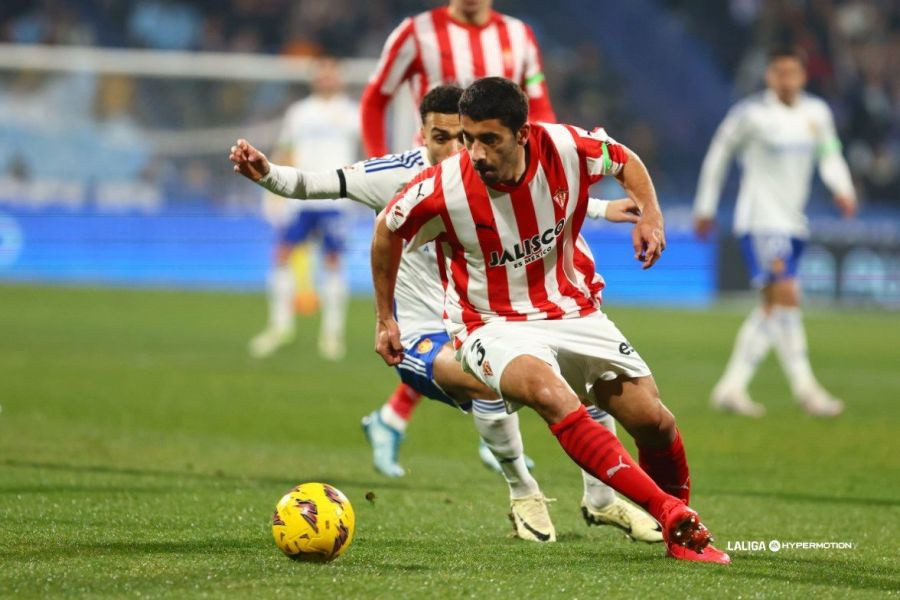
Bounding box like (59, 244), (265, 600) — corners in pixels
(727, 539), (855, 553)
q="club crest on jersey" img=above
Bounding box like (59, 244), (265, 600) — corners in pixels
(488, 217), (566, 269)
(482, 360), (493, 378)
(552, 188), (568, 208)
(415, 338), (434, 354)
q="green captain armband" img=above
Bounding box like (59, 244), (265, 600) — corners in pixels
(525, 72), (545, 86)
(817, 137), (843, 158)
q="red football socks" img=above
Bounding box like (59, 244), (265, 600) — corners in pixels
(387, 383), (422, 421)
(549, 405), (676, 520)
(638, 428), (691, 505)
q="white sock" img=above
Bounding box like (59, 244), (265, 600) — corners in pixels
(269, 264), (294, 332)
(768, 306), (816, 396)
(472, 403), (540, 499)
(379, 404), (408, 432)
(581, 405), (617, 510)
(319, 267), (348, 343)
(717, 307), (772, 391)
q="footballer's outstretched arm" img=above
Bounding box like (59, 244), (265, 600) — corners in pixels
(371, 212), (405, 366)
(615, 148), (666, 269)
(231, 138), (346, 201)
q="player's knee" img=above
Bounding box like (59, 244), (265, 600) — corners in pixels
(526, 377), (578, 422)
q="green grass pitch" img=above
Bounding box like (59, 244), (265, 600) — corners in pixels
(1, 284), (898, 598)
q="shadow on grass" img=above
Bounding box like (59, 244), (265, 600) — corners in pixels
(716, 552), (900, 593)
(713, 488), (900, 508)
(0, 459), (451, 494)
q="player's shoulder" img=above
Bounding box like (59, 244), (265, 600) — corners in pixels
(730, 91), (768, 118)
(797, 92), (833, 118)
(491, 9), (530, 30)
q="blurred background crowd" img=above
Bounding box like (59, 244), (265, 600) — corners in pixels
(0, 0), (897, 206)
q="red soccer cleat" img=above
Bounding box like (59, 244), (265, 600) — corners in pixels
(658, 501), (729, 563)
(659, 502), (709, 551)
(667, 542), (731, 564)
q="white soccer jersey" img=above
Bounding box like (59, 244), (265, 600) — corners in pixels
(339, 148), (446, 343)
(385, 123), (627, 348)
(278, 94), (360, 211)
(693, 90), (855, 237)
(258, 147), (443, 343)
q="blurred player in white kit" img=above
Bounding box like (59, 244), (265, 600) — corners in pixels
(250, 58), (358, 360)
(693, 48), (857, 418)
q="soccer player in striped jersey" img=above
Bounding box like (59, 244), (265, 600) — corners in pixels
(694, 48), (856, 418)
(360, 0), (554, 157)
(361, 0), (556, 460)
(372, 78), (730, 563)
(231, 85), (663, 545)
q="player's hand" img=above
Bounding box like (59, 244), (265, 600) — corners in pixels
(632, 210), (666, 270)
(229, 138), (270, 182)
(694, 216), (715, 239)
(834, 194), (857, 219)
(605, 198), (641, 224)
(375, 317), (404, 366)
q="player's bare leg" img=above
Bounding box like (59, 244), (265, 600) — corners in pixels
(249, 244), (296, 358)
(433, 346), (551, 542)
(499, 356), (727, 562)
(765, 278), (843, 417)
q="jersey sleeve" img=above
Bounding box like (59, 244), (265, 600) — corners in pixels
(693, 101), (752, 218)
(384, 166), (446, 248)
(570, 126), (629, 185)
(340, 149), (427, 211)
(521, 24), (556, 123)
(360, 17), (419, 157)
(814, 102), (856, 202)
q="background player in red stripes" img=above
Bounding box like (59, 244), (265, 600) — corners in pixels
(360, 0), (556, 476)
(361, 0), (554, 157)
(370, 78), (731, 564)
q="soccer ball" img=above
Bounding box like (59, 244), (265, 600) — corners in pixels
(271, 483), (355, 562)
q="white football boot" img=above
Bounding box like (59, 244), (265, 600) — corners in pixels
(318, 334), (346, 361)
(710, 384), (766, 418)
(796, 383), (844, 418)
(581, 496), (663, 543)
(508, 493), (556, 542)
(477, 439), (536, 474)
(248, 326), (294, 358)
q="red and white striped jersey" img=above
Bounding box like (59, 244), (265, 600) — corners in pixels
(360, 6), (556, 156)
(385, 123), (629, 347)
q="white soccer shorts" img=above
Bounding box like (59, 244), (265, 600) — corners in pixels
(457, 310), (652, 412)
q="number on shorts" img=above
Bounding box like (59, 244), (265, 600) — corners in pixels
(472, 339), (486, 367)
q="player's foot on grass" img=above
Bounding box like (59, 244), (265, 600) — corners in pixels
(581, 497), (663, 543)
(361, 410), (405, 477)
(658, 501), (721, 559)
(477, 439), (535, 474)
(248, 326), (294, 358)
(667, 542), (731, 564)
(318, 335), (346, 361)
(508, 493), (556, 542)
(711, 385), (766, 418)
(796, 384), (844, 418)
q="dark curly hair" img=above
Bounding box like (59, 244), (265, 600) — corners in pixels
(458, 77), (529, 133)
